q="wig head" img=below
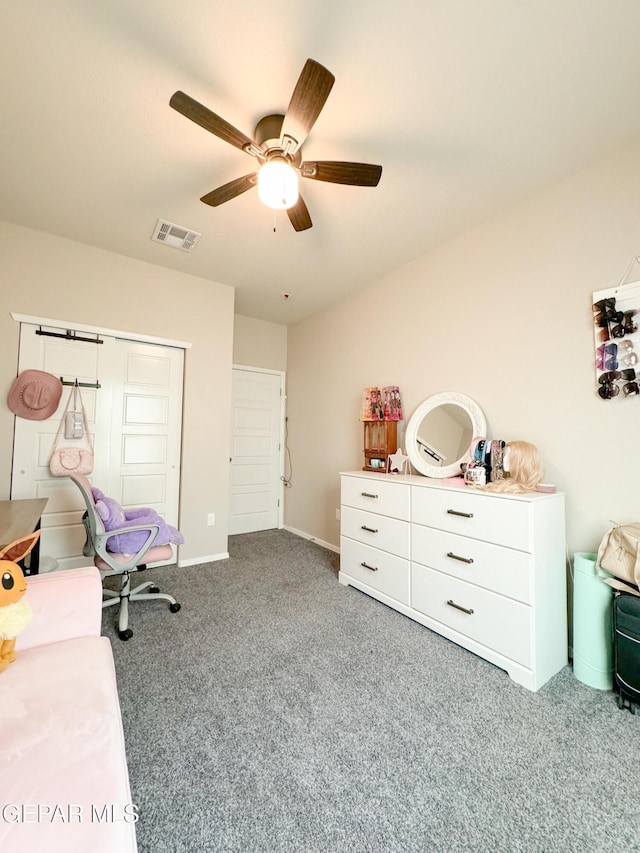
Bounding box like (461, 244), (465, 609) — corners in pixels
(484, 440), (544, 493)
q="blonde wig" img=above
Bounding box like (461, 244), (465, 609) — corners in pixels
(483, 440), (544, 493)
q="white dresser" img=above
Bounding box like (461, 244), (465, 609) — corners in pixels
(339, 471), (567, 692)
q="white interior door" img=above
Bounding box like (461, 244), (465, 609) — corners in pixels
(229, 367), (284, 535)
(11, 323), (183, 570)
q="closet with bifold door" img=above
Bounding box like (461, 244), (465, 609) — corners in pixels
(11, 319), (185, 571)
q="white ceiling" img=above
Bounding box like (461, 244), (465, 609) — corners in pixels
(2, 1), (640, 324)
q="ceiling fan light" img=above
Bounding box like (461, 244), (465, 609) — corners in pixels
(258, 159), (299, 210)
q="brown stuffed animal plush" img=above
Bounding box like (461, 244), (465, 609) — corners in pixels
(0, 531), (40, 673)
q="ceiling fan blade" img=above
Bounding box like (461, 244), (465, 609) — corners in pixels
(301, 161), (382, 186)
(170, 91), (259, 155)
(287, 195), (313, 232)
(200, 173), (258, 207)
(280, 59), (335, 155)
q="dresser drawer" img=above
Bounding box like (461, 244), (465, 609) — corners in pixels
(340, 537), (410, 604)
(341, 505), (410, 559)
(411, 486), (531, 551)
(412, 526), (531, 604)
(411, 563), (532, 667)
(341, 475), (410, 521)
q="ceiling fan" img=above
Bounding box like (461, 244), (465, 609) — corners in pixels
(169, 58), (382, 232)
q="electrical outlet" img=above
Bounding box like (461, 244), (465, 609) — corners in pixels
(335, 508), (341, 521)
(207, 513), (215, 526)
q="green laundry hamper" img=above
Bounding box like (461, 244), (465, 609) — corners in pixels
(572, 552), (614, 690)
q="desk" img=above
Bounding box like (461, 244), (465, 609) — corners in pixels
(0, 498), (48, 575)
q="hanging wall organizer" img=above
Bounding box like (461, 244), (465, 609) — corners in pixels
(592, 258), (640, 401)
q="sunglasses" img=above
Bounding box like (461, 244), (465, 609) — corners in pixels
(617, 339), (638, 366)
(598, 382), (619, 400)
(593, 298), (616, 312)
(593, 298), (624, 328)
(598, 369), (636, 384)
(597, 365), (638, 399)
(610, 310), (638, 339)
(596, 343), (618, 371)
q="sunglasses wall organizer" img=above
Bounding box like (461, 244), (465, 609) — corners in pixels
(593, 281), (640, 401)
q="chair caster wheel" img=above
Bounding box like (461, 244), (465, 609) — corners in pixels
(118, 629), (133, 641)
(170, 602), (181, 613)
(149, 585), (160, 594)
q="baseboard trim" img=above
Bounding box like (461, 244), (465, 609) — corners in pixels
(283, 525), (340, 554)
(178, 552), (229, 567)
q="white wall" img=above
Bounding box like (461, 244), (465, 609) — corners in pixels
(233, 314), (287, 371)
(0, 222), (235, 564)
(285, 135), (640, 556)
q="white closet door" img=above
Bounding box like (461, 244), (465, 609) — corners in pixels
(229, 368), (283, 535)
(104, 339), (184, 566)
(11, 324), (183, 571)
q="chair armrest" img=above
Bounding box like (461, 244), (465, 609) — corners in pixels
(16, 566), (103, 652)
(95, 523), (160, 572)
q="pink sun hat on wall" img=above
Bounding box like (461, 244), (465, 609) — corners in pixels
(7, 370), (63, 420)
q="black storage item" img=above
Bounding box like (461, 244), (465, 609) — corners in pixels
(613, 591), (640, 713)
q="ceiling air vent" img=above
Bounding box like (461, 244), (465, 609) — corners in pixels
(151, 219), (201, 252)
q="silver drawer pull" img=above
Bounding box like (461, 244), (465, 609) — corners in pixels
(447, 551), (474, 564)
(361, 525), (378, 533)
(361, 492), (379, 499)
(360, 561), (378, 572)
(447, 509), (474, 518)
(447, 599), (474, 615)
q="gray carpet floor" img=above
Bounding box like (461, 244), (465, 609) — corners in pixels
(102, 530), (640, 853)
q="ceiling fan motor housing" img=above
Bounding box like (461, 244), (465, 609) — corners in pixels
(254, 114), (302, 166)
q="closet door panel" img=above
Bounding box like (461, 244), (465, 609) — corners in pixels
(10, 325), (114, 571)
(104, 339), (183, 565)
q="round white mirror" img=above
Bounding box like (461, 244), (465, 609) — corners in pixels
(405, 392), (486, 478)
